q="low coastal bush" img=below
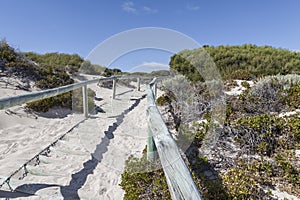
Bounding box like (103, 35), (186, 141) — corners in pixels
(121, 112), (300, 198)
(221, 167), (262, 199)
(241, 81), (250, 89)
(228, 69), (253, 80)
(221, 152), (300, 198)
(234, 113), (300, 154)
(237, 74), (300, 115)
(72, 87), (96, 113)
(26, 87), (96, 113)
(156, 94), (173, 106)
(26, 92), (72, 112)
(283, 81), (300, 110)
(1, 41), (113, 113)
(120, 149), (171, 199)
(170, 45), (300, 82)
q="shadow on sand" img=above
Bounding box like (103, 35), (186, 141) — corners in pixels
(1, 94), (146, 199)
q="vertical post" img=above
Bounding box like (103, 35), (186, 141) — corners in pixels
(112, 78), (117, 99)
(137, 77), (141, 91)
(82, 85), (88, 118)
(147, 123), (157, 161)
(154, 83), (157, 99)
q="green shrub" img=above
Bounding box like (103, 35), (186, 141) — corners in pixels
(229, 69), (253, 80)
(277, 115), (300, 148)
(241, 81), (250, 89)
(234, 112), (300, 156)
(283, 82), (300, 110)
(237, 74), (300, 114)
(24, 52), (84, 72)
(72, 88), (96, 113)
(25, 66), (75, 112)
(275, 154), (299, 184)
(0, 41), (17, 63)
(234, 114), (280, 156)
(156, 94), (172, 106)
(221, 157), (300, 198)
(120, 149), (171, 199)
(26, 92), (72, 112)
(192, 172), (228, 199)
(170, 45), (300, 81)
(103, 68), (122, 77)
(221, 167), (261, 199)
(26, 88), (96, 113)
(224, 79), (238, 91)
(79, 60), (106, 75)
(0, 42), (86, 112)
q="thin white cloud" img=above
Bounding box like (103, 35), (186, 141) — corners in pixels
(122, 1), (158, 14)
(143, 6), (158, 14)
(122, 1), (137, 14)
(130, 62), (169, 73)
(187, 4), (200, 11)
(142, 62), (169, 68)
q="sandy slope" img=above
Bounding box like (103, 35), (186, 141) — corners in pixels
(0, 79), (149, 199)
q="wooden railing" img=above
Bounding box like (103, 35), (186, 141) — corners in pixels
(0, 75), (201, 199)
(146, 78), (202, 200)
(0, 75), (144, 191)
(0, 75), (126, 117)
(0, 75), (168, 112)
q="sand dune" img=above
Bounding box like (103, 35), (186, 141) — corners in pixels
(0, 79), (149, 199)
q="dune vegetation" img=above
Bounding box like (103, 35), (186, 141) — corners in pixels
(1, 41), (299, 198)
(121, 45), (300, 199)
(0, 41), (125, 113)
(170, 44), (300, 82)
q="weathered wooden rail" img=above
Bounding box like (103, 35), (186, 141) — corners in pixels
(147, 78), (202, 200)
(0, 74), (148, 190)
(0, 74), (201, 199)
(0, 75), (141, 118)
(0, 75), (168, 113)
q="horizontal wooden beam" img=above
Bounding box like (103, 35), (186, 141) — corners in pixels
(0, 75), (170, 110)
(146, 78), (202, 200)
(0, 76), (120, 110)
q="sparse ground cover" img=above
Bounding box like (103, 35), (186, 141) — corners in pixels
(1, 41), (300, 199)
(121, 72), (300, 199)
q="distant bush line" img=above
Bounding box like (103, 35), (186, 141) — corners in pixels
(170, 44), (300, 82)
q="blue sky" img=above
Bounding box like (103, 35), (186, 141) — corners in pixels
(1, 0), (300, 72)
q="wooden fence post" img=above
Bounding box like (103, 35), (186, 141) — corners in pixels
(137, 77), (141, 91)
(82, 85), (88, 118)
(112, 79), (117, 99)
(147, 123), (157, 161)
(0, 76), (120, 110)
(154, 83), (157, 98)
(146, 77), (202, 199)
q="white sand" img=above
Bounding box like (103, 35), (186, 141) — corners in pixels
(278, 109), (300, 118)
(2, 76), (298, 199)
(224, 80), (254, 96)
(265, 187), (300, 200)
(0, 78), (148, 199)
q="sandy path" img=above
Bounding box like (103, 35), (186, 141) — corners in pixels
(0, 82), (149, 199)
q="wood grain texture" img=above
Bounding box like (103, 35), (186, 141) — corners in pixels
(146, 78), (202, 200)
(0, 76), (120, 110)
